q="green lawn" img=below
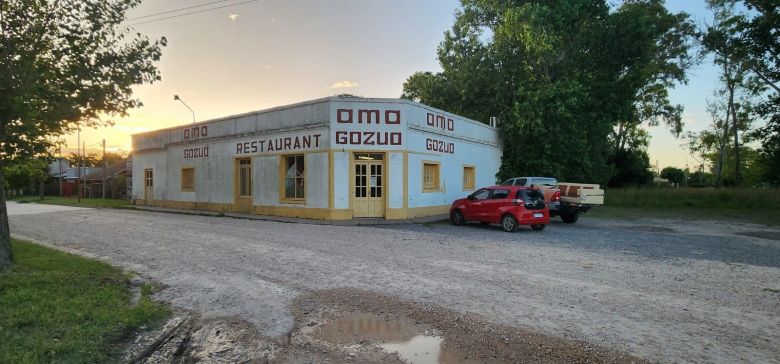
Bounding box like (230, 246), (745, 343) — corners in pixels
(0, 240), (169, 363)
(12, 196), (131, 208)
(587, 187), (780, 226)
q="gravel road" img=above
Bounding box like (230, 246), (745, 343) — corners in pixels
(9, 204), (780, 363)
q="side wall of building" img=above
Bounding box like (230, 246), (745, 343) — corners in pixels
(132, 100), (336, 217)
(404, 102), (502, 217)
(132, 98), (502, 220)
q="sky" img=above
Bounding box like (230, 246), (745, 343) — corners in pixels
(68, 0), (721, 171)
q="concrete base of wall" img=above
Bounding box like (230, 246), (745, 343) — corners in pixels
(134, 199), (450, 221)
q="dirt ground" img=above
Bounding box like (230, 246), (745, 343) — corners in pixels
(125, 288), (645, 363)
(9, 203), (780, 363)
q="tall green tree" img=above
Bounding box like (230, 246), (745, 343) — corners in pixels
(705, 0), (779, 184)
(402, 0), (695, 185)
(0, 0), (165, 268)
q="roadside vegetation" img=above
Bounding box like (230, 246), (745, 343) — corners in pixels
(11, 196), (131, 208)
(0, 239), (169, 363)
(590, 187), (780, 225)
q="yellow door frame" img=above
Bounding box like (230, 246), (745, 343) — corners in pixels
(349, 151), (387, 218)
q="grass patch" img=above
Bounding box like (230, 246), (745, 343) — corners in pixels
(603, 187), (780, 210)
(0, 239), (170, 363)
(11, 196), (130, 208)
(588, 187), (780, 225)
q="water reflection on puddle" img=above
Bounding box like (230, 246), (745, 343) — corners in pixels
(316, 313), (479, 364)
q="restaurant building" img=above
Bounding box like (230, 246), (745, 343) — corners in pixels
(131, 97), (502, 219)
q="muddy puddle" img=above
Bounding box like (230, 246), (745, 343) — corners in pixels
(293, 288), (647, 364)
(315, 312), (478, 364)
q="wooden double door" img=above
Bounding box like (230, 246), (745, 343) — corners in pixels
(353, 153), (385, 218)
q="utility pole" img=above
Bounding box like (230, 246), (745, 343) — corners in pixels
(102, 139), (107, 199)
(83, 141), (86, 199)
(77, 128), (81, 202)
(58, 150), (63, 197)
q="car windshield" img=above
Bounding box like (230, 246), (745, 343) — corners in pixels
(518, 189), (546, 210)
(500, 179), (514, 186)
(533, 178), (556, 187)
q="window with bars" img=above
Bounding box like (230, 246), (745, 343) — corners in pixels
(423, 162), (440, 192)
(181, 167), (195, 192)
(463, 166), (475, 190)
(283, 155), (305, 200)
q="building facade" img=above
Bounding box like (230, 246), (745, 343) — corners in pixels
(131, 97), (502, 219)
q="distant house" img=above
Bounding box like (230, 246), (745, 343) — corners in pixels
(46, 157), (131, 198)
(46, 158), (104, 196)
(82, 160), (129, 198)
(653, 176), (671, 186)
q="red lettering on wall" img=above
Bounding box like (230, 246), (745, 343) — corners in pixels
(426, 138), (454, 154)
(335, 131), (403, 146)
(358, 110), (380, 124)
(235, 134), (322, 155)
(426, 113), (455, 131)
(183, 125), (208, 140)
(337, 109), (353, 123)
(184, 146), (209, 159)
(336, 108), (401, 124)
(385, 110), (400, 124)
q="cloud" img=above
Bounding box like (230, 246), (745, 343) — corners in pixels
(328, 80), (360, 89)
(229, 14), (240, 21)
(271, 18), (277, 23)
(265, 65), (274, 69)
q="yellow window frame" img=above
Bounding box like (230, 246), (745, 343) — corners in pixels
(463, 165), (475, 190)
(422, 161), (440, 192)
(181, 167), (195, 192)
(279, 154), (306, 203)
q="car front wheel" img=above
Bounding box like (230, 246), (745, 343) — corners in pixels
(451, 210), (465, 226)
(501, 214), (518, 232)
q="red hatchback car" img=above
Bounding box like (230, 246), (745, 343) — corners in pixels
(450, 186), (551, 232)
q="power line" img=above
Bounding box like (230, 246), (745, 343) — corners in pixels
(125, 0), (258, 27)
(126, 0), (232, 21)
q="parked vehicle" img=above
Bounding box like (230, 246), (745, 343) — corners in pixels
(450, 186), (550, 232)
(501, 176), (604, 223)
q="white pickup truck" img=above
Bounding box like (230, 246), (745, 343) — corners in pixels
(501, 176), (604, 223)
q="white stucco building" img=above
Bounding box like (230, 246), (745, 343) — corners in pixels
(131, 97), (502, 220)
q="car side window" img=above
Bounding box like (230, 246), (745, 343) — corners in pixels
(514, 178), (527, 186)
(490, 189), (510, 199)
(500, 179), (514, 186)
(472, 189), (490, 200)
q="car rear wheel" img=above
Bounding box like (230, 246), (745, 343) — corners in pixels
(561, 212), (579, 224)
(501, 214), (518, 232)
(531, 224), (546, 231)
(451, 210), (465, 226)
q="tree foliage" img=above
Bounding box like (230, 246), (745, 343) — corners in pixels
(660, 166), (685, 185)
(66, 151), (126, 168)
(0, 0), (165, 268)
(402, 0), (696, 185)
(2, 158), (47, 194)
(607, 148), (654, 187)
(700, 0), (778, 185)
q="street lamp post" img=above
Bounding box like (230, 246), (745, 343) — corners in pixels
(174, 95), (196, 124)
